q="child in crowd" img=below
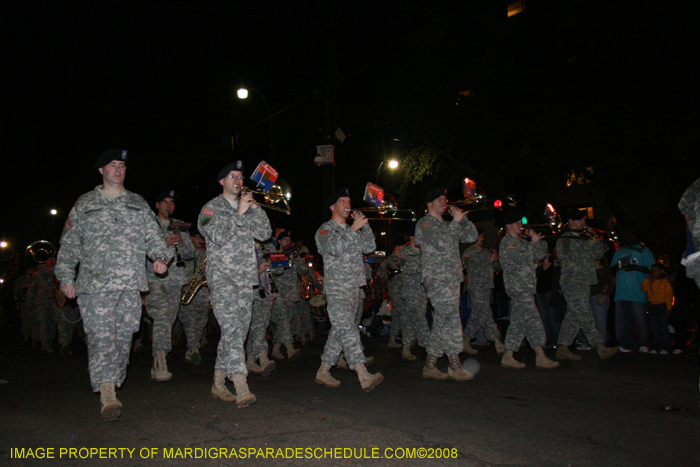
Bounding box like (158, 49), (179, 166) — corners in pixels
(641, 263), (674, 354)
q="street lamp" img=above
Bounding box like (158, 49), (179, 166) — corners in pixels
(237, 86), (274, 159)
(50, 209), (58, 216)
(376, 159), (400, 183)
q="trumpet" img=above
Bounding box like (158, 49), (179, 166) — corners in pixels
(234, 185), (291, 215)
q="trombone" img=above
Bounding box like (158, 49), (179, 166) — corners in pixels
(234, 184), (291, 215)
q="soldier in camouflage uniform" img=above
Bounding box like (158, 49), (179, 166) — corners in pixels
(55, 149), (172, 421)
(178, 231), (210, 366)
(461, 231), (505, 356)
(27, 257), (57, 353)
(144, 190), (194, 381)
(555, 210), (619, 362)
(270, 230), (305, 360)
(414, 188), (478, 382)
(399, 227), (431, 360)
(499, 212), (559, 370)
(378, 236), (407, 351)
(198, 161), (271, 408)
(14, 267), (34, 343)
(314, 188), (383, 393)
(245, 240), (277, 376)
(679, 177), (700, 289)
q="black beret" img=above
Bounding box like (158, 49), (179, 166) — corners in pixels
(95, 149), (128, 169)
(217, 161), (246, 181)
(503, 211), (524, 225)
(277, 230), (291, 240)
(394, 235), (409, 247)
(406, 223), (416, 237)
(155, 189), (177, 203)
(424, 188), (447, 205)
(567, 209), (587, 221)
(327, 188), (350, 207)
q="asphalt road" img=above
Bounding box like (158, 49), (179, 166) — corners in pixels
(1, 328), (698, 467)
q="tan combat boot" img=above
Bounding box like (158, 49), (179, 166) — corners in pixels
(211, 369), (236, 402)
(447, 354), (474, 382)
(387, 336), (401, 349)
(556, 345), (582, 361)
(315, 362), (341, 388)
(494, 339), (505, 356)
(596, 345), (620, 361)
(285, 343), (301, 359)
(232, 374), (256, 408)
(535, 347), (560, 369)
(259, 353), (276, 376)
(99, 382), (122, 421)
(355, 362), (384, 393)
(401, 345), (417, 361)
(422, 354), (448, 380)
(246, 354), (263, 374)
(501, 350), (526, 369)
(151, 351), (172, 381)
(271, 343), (285, 360)
(462, 338), (479, 355)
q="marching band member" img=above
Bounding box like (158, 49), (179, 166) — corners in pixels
(245, 240), (277, 376)
(461, 230), (505, 356)
(314, 188), (383, 392)
(178, 230), (210, 366)
(144, 189), (194, 381)
(198, 161), (272, 407)
(499, 212), (559, 370)
(55, 149), (172, 420)
(415, 188), (478, 382)
(555, 209), (619, 362)
(398, 225), (431, 361)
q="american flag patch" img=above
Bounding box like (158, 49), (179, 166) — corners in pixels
(65, 217), (73, 230)
(508, 244), (518, 249)
(422, 223), (431, 228)
(203, 208), (215, 216)
(318, 229), (329, 235)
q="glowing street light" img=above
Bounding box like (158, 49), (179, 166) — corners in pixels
(388, 159), (399, 169)
(236, 87), (249, 99)
(0, 241), (7, 249)
(50, 209), (58, 216)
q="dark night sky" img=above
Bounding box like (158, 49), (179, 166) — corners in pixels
(3, 0), (699, 259)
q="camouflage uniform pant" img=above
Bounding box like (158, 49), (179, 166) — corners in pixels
(37, 304), (57, 345)
(54, 303), (81, 346)
(209, 279), (254, 376)
(464, 287), (500, 342)
(143, 282), (182, 356)
(291, 300), (314, 338)
(247, 295), (275, 359)
(401, 291), (430, 348)
(77, 291), (142, 392)
(423, 277), (463, 357)
(389, 293), (404, 339)
(271, 297), (295, 345)
(178, 289), (210, 351)
(558, 282), (603, 347)
(504, 294), (546, 351)
(321, 286), (367, 368)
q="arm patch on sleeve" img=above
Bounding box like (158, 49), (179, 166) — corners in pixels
(64, 218), (73, 230)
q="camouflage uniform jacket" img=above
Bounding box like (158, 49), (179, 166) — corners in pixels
(30, 264), (56, 307)
(679, 177), (700, 240)
(271, 250), (308, 302)
(414, 215), (478, 283)
(499, 235), (548, 295)
(315, 220), (376, 290)
(55, 186), (173, 295)
(556, 232), (604, 286)
(13, 273), (31, 303)
(462, 245), (500, 291)
(146, 217), (195, 286)
(399, 244), (423, 295)
(197, 195), (271, 287)
(378, 251), (403, 297)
